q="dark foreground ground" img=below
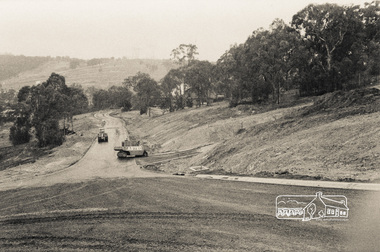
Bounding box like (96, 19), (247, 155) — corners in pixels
(0, 176), (378, 252)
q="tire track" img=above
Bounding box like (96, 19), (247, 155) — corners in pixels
(0, 184), (89, 212)
(0, 234), (246, 252)
(0, 211), (264, 225)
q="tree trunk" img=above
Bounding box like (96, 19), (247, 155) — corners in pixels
(277, 81), (280, 105)
(70, 116), (74, 132)
(63, 116), (66, 136)
(324, 43), (332, 72)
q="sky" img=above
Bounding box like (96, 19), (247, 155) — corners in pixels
(0, 0), (369, 62)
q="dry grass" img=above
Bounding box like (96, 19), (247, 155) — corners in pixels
(1, 59), (174, 90)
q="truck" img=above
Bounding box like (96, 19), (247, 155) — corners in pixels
(114, 139), (148, 158)
(98, 128), (108, 143)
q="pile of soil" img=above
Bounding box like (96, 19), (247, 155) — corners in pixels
(301, 88), (380, 117)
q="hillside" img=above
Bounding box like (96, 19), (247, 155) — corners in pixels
(0, 57), (176, 90)
(118, 87), (380, 183)
(0, 55), (50, 82)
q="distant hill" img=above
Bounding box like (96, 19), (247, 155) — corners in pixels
(0, 55), (177, 90)
(0, 55), (50, 83)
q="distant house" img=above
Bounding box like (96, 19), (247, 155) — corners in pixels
(183, 88), (220, 106)
(303, 192), (349, 221)
(171, 83), (187, 96)
(170, 83), (224, 107)
(276, 192), (349, 221)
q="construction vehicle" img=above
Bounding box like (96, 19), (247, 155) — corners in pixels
(114, 139), (148, 158)
(98, 128), (108, 142)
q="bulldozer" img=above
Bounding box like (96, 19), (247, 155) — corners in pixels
(97, 128), (108, 143)
(114, 139), (148, 158)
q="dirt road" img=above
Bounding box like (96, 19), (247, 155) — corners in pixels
(1, 112), (166, 190)
(0, 112), (378, 251)
(56, 111), (166, 181)
(0, 177), (378, 251)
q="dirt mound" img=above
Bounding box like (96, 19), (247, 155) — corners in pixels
(301, 88), (380, 116)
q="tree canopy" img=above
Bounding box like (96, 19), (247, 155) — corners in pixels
(10, 73), (89, 147)
(170, 44), (199, 66)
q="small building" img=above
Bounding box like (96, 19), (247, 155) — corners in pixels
(276, 192), (349, 221)
(303, 192), (349, 221)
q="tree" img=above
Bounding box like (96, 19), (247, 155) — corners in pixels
(247, 19), (301, 104)
(108, 85), (133, 111)
(0, 88), (17, 104)
(34, 118), (64, 147)
(10, 73), (90, 146)
(69, 59), (80, 69)
(122, 72), (151, 89)
(184, 60), (213, 107)
(292, 3), (364, 93)
(92, 85), (132, 111)
(170, 44), (199, 66)
(87, 58), (102, 66)
(9, 103), (31, 145)
(23, 73), (69, 146)
(64, 84), (89, 132)
(215, 44), (248, 105)
(215, 46), (239, 99)
(17, 86), (31, 102)
(132, 74), (160, 116)
(92, 89), (111, 110)
(28, 74), (68, 146)
(160, 68), (184, 112)
(357, 1), (380, 85)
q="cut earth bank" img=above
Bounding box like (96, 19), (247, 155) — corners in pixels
(116, 88), (380, 183)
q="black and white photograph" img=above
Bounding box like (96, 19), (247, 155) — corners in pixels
(0, 0), (379, 251)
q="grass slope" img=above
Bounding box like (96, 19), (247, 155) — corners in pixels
(1, 58), (175, 90)
(122, 88), (380, 182)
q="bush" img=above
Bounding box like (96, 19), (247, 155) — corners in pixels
(186, 97), (193, 108)
(174, 95), (184, 110)
(140, 106), (147, 115)
(9, 124), (31, 145)
(229, 99), (238, 108)
(9, 108), (32, 145)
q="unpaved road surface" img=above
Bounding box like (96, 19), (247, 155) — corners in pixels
(0, 178), (378, 251)
(0, 112), (378, 251)
(0, 112), (167, 190)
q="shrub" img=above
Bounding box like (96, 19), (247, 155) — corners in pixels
(9, 124), (31, 145)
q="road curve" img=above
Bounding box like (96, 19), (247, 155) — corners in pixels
(11, 111), (168, 189)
